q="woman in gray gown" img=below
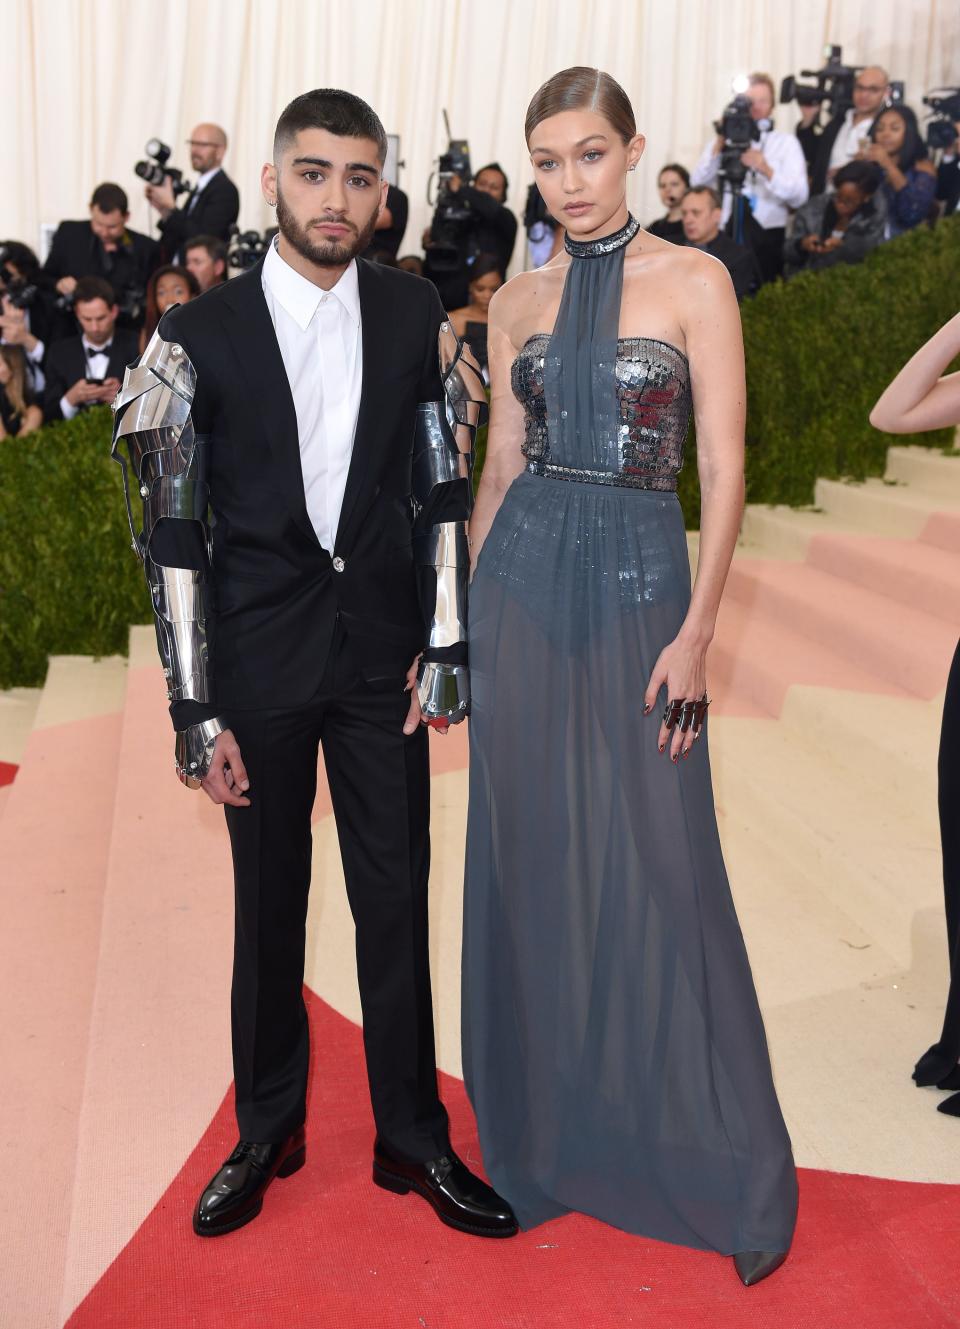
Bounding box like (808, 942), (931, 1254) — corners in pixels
(461, 67), (798, 1286)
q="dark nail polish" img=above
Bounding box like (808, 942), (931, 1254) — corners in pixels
(658, 743), (665, 753)
(643, 703), (651, 715)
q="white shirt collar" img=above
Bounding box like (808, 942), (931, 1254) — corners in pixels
(262, 235), (360, 331)
(194, 166), (221, 194)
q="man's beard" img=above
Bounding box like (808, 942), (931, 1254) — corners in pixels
(275, 187), (379, 267)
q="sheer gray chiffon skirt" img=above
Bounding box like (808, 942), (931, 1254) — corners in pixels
(462, 470), (798, 1254)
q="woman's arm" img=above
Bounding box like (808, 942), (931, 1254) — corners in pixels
(890, 163), (937, 228)
(870, 312), (960, 433)
(643, 253), (745, 759)
(17, 403), (43, 436)
(468, 289), (527, 570)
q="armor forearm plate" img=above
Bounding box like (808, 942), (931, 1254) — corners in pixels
(111, 324), (221, 736)
(412, 322), (487, 722)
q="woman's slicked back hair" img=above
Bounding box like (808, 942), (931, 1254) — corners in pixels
(525, 67), (636, 145)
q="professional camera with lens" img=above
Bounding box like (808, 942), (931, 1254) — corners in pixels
(426, 128), (474, 274)
(227, 226), (273, 271)
(135, 139), (194, 199)
(780, 44), (859, 120)
(923, 88), (960, 151)
(0, 247), (40, 311)
(713, 92), (762, 195)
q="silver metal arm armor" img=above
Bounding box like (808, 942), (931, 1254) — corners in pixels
(413, 322), (487, 723)
(110, 325), (223, 783)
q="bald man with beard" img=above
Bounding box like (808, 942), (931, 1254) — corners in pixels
(811, 66), (891, 194)
(146, 121), (240, 262)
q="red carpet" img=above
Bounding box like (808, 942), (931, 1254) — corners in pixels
(66, 993), (960, 1329)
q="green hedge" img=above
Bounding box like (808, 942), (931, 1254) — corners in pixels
(677, 214), (960, 526)
(0, 407), (146, 686)
(1, 218), (957, 686)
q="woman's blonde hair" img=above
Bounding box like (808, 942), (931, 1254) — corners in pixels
(525, 67), (636, 146)
(0, 344), (29, 422)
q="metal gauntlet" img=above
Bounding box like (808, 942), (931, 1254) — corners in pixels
(413, 322), (487, 723)
(111, 325), (223, 781)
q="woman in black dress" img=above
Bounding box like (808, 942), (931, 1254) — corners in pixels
(0, 345), (42, 438)
(448, 254), (503, 384)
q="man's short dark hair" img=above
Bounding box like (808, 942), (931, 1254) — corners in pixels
(90, 183), (129, 215)
(659, 162), (690, 187)
(74, 275), (117, 307)
(274, 89), (387, 166)
(184, 234), (229, 266)
(475, 162), (509, 200)
(684, 185), (721, 209)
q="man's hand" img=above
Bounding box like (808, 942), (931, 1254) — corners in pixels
(0, 300), (36, 350)
(199, 729), (251, 807)
(403, 655), (450, 736)
(65, 377), (105, 407)
(55, 276), (77, 297)
(145, 176), (177, 218)
(97, 376), (121, 403)
(741, 147), (771, 178)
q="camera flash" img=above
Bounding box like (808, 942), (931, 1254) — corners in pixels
(731, 75), (750, 95)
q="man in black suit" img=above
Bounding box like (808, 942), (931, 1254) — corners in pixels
(43, 183), (159, 334)
(681, 186), (761, 303)
(112, 88), (516, 1241)
(145, 123), (240, 262)
(43, 276), (138, 422)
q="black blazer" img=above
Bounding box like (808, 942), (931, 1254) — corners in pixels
(43, 221), (160, 333)
(156, 258), (446, 724)
(158, 169), (241, 257)
(43, 329), (140, 422)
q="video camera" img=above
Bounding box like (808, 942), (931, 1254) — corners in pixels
(227, 226), (274, 271)
(713, 92), (764, 197)
(923, 88), (960, 151)
(781, 45), (905, 123)
(426, 112), (474, 274)
(135, 139), (195, 200)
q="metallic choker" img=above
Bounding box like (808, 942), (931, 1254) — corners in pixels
(564, 214), (640, 259)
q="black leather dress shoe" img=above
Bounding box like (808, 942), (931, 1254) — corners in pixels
(372, 1139), (518, 1237)
(193, 1127), (306, 1236)
(733, 1250), (787, 1286)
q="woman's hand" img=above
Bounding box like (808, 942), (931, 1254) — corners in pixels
(643, 629), (710, 763)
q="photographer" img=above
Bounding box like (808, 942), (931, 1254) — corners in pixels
(42, 183), (159, 332)
(783, 160), (886, 278)
(810, 66), (890, 194)
(691, 72), (809, 282)
(145, 123), (240, 261)
(680, 186), (761, 302)
(423, 162), (517, 308)
(183, 235), (228, 292)
(936, 120), (960, 216)
(43, 276), (138, 423)
(0, 346), (42, 439)
(0, 240), (59, 393)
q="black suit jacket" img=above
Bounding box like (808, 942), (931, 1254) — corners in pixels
(689, 234), (762, 303)
(43, 330), (140, 422)
(43, 221), (160, 332)
(158, 169), (241, 257)
(155, 257), (446, 726)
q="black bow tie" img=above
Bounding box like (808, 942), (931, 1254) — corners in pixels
(85, 343), (112, 355)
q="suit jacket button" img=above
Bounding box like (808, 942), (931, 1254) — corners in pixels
(332, 556), (345, 572)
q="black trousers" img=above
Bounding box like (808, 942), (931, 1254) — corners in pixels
(223, 627), (450, 1160)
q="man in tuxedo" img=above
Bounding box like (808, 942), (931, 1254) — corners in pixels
(44, 276), (138, 422)
(146, 123), (240, 261)
(681, 186), (761, 303)
(43, 183), (159, 334)
(112, 88), (516, 1241)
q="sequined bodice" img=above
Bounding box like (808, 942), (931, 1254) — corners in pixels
(511, 334), (692, 492)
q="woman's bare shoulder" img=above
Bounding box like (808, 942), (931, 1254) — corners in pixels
(488, 264), (565, 348)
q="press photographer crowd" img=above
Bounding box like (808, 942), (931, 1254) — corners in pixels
(1, 49), (958, 441)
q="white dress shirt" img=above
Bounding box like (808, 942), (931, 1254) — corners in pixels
(59, 339), (112, 420)
(261, 237), (362, 554)
(691, 129), (809, 228)
(828, 109), (876, 176)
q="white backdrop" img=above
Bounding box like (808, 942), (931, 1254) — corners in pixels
(3, 0), (958, 269)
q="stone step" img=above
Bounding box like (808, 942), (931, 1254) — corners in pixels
(814, 476), (960, 538)
(802, 532), (960, 625)
(884, 445), (960, 500)
(724, 557), (956, 698)
(0, 655), (126, 1329)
